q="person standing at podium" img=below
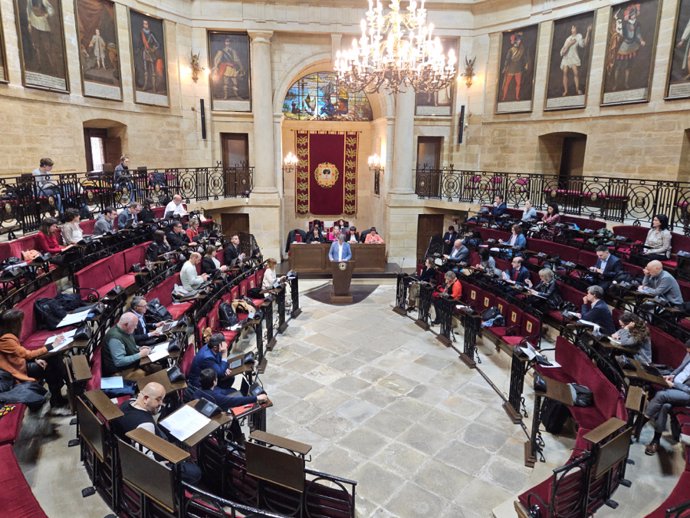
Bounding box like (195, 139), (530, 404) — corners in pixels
(328, 232), (352, 262)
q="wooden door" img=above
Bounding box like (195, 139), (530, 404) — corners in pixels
(416, 214), (444, 263)
(416, 137), (443, 197)
(221, 213), (249, 236)
(221, 133), (250, 196)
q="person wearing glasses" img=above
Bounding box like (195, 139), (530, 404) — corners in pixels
(128, 296), (165, 346)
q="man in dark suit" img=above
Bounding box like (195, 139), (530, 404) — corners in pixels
(166, 221), (192, 249)
(491, 195), (508, 217)
(442, 226), (458, 255)
(128, 296), (165, 346)
(590, 245), (623, 291)
(224, 234), (245, 266)
(575, 285), (615, 336)
(502, 256), (530, 284)
(643, 340), (690, 455)
(444, 239), (469, 270)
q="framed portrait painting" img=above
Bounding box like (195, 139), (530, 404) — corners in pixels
(666, 0), (690, 99)
(208, 31), (251, 111)
(496, 24), (539, 114)
(75, 0), (122, 101)
(0, 3), (8, 82)
(14, 0), (69, 92)
(415, 38), (458, 116)
(545, 12), (596, 111)
(601, 0), (661, 106)
(129, 9), (168, 106)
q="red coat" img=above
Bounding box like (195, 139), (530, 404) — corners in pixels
(35, 232), (62, 254)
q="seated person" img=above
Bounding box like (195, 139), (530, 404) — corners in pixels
(408, 258), (436, 310)
(139, 198), (156, 224)
(112, 382), (202, 483)
(189, 368), (268, 410)
(521, 200), (537, 223)
(180, 252), (208, 292)
(306, 226), (325, 243)
(36, 217), (74, 255)
(327, 224), (341, 242)
(541, 203), (561, 238)
(491, 195), (507, 217)
(442, 226), (458, 255)
(201, 245), (227, 275)
(328, 232), (352, 262)
(444, 239), (469, 267)
(117, 202), (141, 229)
(61, 208), (84, 245)
(611, 311), (652, 364)
(146, 230), (171, 262)
(590, 245), (623, 291)
(0, 309), (68, 411)
(93, 207), (117, 236)
(102, 313), (158, 381)
(641, 214), (672, 261)
(573, 285), (615, 336)
(502, 256), (530, 284)
(431, 271), (462, 325)
(186, 218), (201, 242)
(643, 340), (690, 456)
(223, 234), (245, 266)
(475, 249), (499, 277)
(167, 221), (194, 249)
(188, 333), (235, 392)
(164, 194), (188, 218)
(500, 224), (527, 250)
(262, 258), (285, 291)
(128, 296), (165, 346)
(638, 260), (684, 307)
(525, 268), (562, 309)
(345, 226), (360, 243)
(364, 227), (384, 244)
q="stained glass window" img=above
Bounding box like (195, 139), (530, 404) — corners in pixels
(282, 72), (373, 121)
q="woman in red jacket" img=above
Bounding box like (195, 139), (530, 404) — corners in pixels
(35, 217), (73, 255)
(0, 309), (68, 410)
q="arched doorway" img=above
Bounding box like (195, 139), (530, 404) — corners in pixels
(538, 131), (587, 187)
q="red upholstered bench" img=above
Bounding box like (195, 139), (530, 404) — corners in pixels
(74, 243), (149, 300)
(145, 272), (193, 320)
(15, 282), (64, 351)
(86, 345), (103, 392)
(545, 282), (586, 329)
(79, 219), (96, 235)
(0, 404), (26, 445)
(0, 443), (48, 517)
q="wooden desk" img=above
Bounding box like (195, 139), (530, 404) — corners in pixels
(71, 354), (93, 383)
(126, 428), (190, 464)
(84, 389), (124, 421)
(288, 243), (386, 273)
(584, 417), (626, 445)
(136, 368), (187, 394)
(162, 400), (232, 448)
(250, 430), (312, 456)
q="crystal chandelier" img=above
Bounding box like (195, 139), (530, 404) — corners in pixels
(334, 0), (457, 94)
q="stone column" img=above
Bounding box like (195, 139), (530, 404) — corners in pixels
(390, 88), (416, 194)
(249, 31), (276, 193)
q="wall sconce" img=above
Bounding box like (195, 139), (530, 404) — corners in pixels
(283, 152), (299, 174)
(368, 154), (384, 195)
(462, 56), (476, 89)
(190, 51), (204, 83)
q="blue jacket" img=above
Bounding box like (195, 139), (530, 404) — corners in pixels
(581, 300), (616, 336)
(492, 203), (508, 217)
(595, 254), (622, 280)
(188, 345), (228, 388)
(189, 386), (257, 410)
(504, 265), (530, 284)
(328, 241), (352, 261)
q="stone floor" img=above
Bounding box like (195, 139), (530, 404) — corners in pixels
(21, 279), (687, 517)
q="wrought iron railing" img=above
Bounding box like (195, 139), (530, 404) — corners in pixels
(0, 165), (253, 234)
(415, 167), (690, 230)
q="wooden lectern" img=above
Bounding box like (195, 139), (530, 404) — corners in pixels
(330, 260), (355, 304)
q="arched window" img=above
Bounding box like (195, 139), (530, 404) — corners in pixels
(282, 72), (373, 121)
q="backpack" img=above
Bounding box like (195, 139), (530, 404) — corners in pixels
(55, 293), (83, 312)
(146, 298), (172, 322)
(218, 302), (239, 328)
(540, 399), (570, 434)
(34, 298), (68, 330)
(481, 307), (501, 321)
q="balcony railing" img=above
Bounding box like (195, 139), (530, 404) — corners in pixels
(415, 167), (690, 231)
(0, 165), (253, 234)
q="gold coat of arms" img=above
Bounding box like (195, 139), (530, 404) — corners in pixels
(313, 162), (339, 189)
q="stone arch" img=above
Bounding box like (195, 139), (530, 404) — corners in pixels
(538, 131), (587, 177)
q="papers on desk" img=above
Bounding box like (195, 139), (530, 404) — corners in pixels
(577, 319), (601, 337)
(147, 342), (170, 363)
(160, 405), (210, 442)
(101, 376), (124, 390)
(160, 321), (179, 333)
(57, 308), (92, 328)
(45, 329), (78, 352)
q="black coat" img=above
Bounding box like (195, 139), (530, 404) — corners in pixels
(167, 231), (190, 250)
(581, 300), (616, 336)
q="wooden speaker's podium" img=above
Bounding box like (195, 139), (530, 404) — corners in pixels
(330, 260), (355, 304)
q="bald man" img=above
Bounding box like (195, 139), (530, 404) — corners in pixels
(180, 252), (208, 292)
(113, 382), (202, 483)
(102, 313), (157, 380)
(639, 260), (684, 306)
(164, 194), (188, 218)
